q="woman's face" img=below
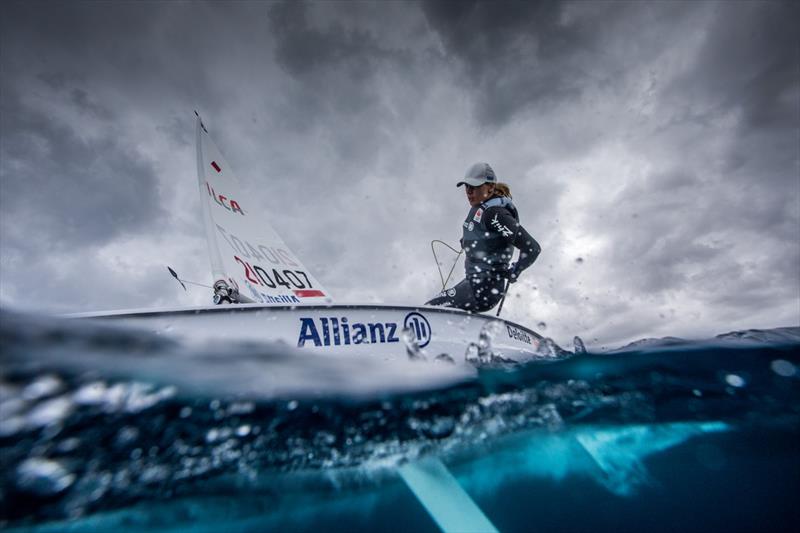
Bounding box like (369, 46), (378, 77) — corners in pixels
(465, 183), (494, 207)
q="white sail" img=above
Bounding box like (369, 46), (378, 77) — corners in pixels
(195, 114), (331, 305)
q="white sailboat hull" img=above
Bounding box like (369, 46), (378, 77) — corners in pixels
(70, 304), (555, 362)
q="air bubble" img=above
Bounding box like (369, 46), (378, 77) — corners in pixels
(16, 458), (75, 495)
(22, 375), (63, 400)
(724, 374), (746, 387)
(770, 359), (796, 377)
(26, 396), (74, 428)
(115, 426), (139, 446)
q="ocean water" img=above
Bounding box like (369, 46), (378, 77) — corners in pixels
(1, 309), (798, 532)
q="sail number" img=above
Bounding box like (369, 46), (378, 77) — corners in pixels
(216, 224), (298, 267)
(234, 256), (313, 289)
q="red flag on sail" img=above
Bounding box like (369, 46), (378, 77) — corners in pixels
(211, 161), (221, 173)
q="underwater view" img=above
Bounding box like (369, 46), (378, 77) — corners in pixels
(1, 309), (798, 532)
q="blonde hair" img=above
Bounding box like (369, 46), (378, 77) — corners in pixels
(492, 182), (512, 199)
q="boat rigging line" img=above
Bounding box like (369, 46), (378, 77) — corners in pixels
(167, 266), (213, 291)
(430, 240), (463, 292)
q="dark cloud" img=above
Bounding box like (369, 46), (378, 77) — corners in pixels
(556, 0), (800, 313)
(668, 1), (799, 134)
(262, 1), (419, 175)
(269, 1), (385, 80)
(266, 0), (405, 117)
(1, 2), (157, 80)
(0, 1), (274, 117)
(660, 0), (800, 222)
(0, 82), (165, 250)
(420, 0), (693, 130)
(421, 0), (577, 127)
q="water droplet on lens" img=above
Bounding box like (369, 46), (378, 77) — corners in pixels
(435, 353), (455, 364)
(537, 322), (547, 330)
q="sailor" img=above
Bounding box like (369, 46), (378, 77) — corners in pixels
(426, 162), (541, 312)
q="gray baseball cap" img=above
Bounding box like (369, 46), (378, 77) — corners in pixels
(457, 162), (497, 187)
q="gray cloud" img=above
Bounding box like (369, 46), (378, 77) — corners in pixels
(0, 82), (165, 250)
(421, 0), (580, 127)
(420, 0), (698, 131)
(667, 1), (799, 134)
(270, 1), (387, 81)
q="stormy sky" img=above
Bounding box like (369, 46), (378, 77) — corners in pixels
(1, 1), (798, 348)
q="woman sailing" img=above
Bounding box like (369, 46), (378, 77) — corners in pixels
(426, 162), (541, 312)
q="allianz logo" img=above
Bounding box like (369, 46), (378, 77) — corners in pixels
(297, 312), (432, 348)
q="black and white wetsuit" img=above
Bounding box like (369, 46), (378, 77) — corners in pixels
(426, 196), (541, 312)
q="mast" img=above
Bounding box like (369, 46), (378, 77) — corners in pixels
(195, 112), (227, 284)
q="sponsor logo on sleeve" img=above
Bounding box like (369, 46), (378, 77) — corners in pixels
(491, 214), (513, 237)
(473, 208), (483, 222)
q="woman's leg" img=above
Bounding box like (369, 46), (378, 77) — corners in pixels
(425, 278), (479, 310)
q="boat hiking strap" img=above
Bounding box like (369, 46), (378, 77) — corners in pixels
(430, 240), (463, 291)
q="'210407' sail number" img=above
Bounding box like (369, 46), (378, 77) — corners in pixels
(234, 256), (314, 290)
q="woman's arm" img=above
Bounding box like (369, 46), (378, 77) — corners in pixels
(487, 208), (541, 279)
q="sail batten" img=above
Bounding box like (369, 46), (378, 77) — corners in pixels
(195, 114), (331, 305)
